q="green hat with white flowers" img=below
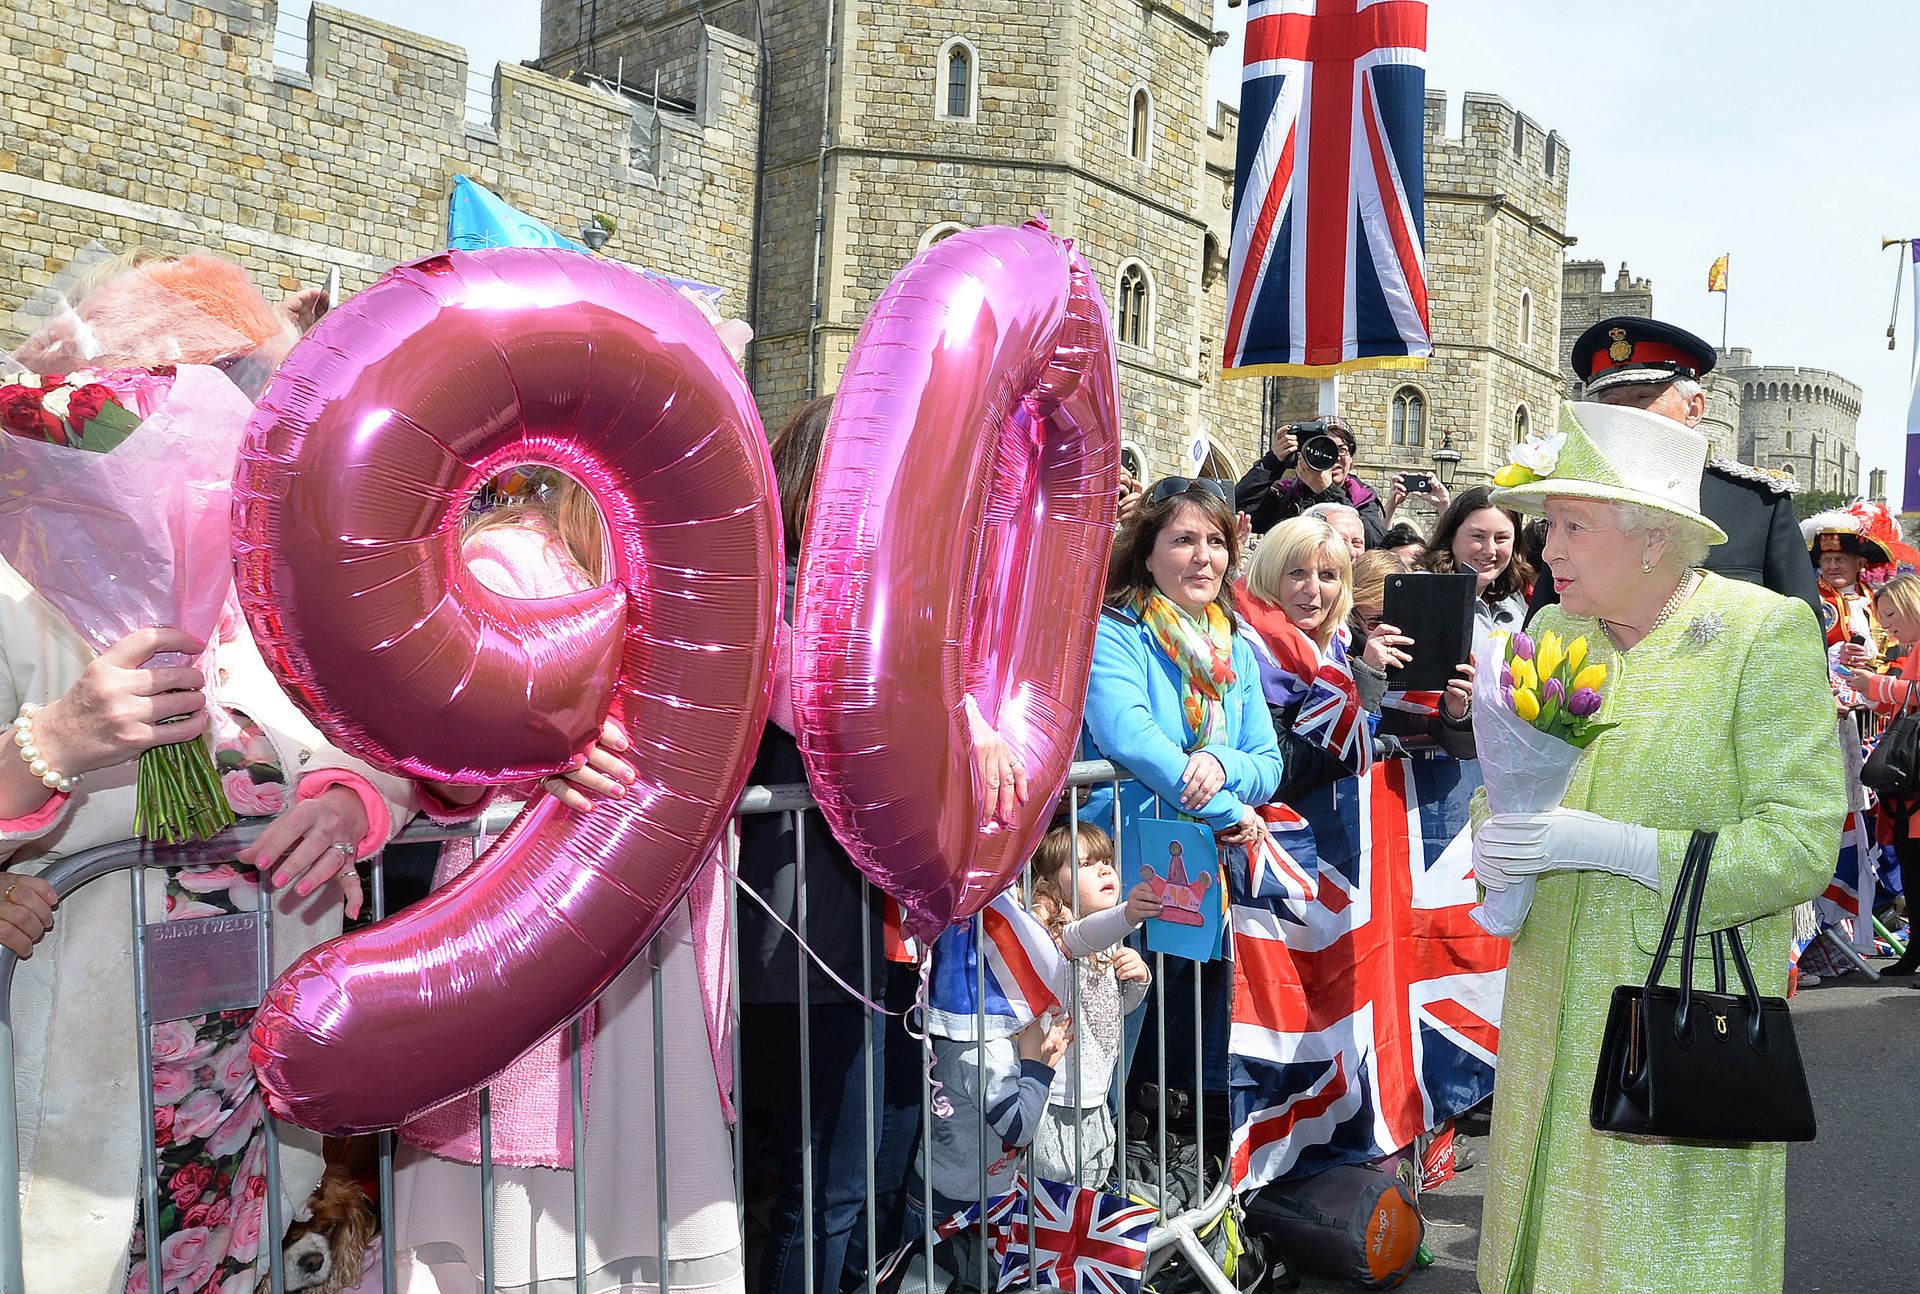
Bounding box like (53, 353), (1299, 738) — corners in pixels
(1489, 401), (1727, 546)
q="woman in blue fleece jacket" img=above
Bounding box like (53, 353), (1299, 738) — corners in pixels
(1082, 478), (1284, 864)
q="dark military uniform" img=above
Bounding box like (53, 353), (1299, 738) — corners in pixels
(1528, 458), (1818, 619)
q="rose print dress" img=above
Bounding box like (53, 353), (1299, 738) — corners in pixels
(124, 704), (289, 1294)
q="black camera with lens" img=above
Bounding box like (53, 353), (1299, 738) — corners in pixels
(1284, 418), (1344, 473)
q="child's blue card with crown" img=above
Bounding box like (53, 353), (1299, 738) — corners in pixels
(1130, 818), (1225, 962)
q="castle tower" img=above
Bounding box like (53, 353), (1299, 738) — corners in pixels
(1726, 365), (1862, 496)
(1264, 92), (1574, 495)
(539, 0), (1249, 471)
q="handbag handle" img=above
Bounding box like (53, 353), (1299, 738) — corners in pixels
(1642, 829), (1711, 990)
(1658, 830), (1769, 1050)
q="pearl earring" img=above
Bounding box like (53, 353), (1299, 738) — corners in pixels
(1642, 560), (1654, 574)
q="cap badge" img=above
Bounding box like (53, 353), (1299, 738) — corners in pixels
(1607, 327), (1633, 363)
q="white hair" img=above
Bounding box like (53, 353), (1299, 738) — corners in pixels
(1670, 376), (1703, 401)
(1304, 502), (1362, 525)
(1613, 500), (1712, 569)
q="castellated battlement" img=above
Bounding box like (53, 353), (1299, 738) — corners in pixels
(0, 0), (762, 350)
(1422, 89), (1569, 230)
(1729, 365), (1864, 420)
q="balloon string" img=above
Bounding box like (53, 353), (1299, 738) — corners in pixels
(909, 955), (954, 1120)
(716, 858), (905, 1017)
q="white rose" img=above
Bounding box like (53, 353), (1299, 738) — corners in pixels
(1509, 432), (1566, 476)
(39, 386), (70, 420)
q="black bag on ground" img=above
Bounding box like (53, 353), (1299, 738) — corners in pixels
(1588, 829), (1817, 1142)
(1240, 1164), (1421, 1290)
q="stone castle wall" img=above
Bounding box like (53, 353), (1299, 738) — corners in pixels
(1730, 365), (1862, 495)
(0, 1), (762, 376)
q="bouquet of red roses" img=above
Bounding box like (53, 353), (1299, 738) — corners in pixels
(0, 364), (254, 841)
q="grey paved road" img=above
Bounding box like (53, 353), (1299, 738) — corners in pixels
(1283, 960), (1919, 1293)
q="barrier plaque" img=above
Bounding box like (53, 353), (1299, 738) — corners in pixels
(142, 912), (264, 1023)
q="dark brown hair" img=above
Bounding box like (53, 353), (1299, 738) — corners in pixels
(768, 395), (836, 556)
(1420, 484), (1535, 605)
(1106, 479), (1243, 624)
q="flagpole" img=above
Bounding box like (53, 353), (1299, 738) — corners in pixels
(1720, 287), (1729, 355)
(1318, 376), (1339, 417)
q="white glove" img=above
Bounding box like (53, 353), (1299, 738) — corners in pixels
(1473, 808), (1659, 891)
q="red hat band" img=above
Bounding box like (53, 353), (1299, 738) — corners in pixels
(1587, 339), (1699, 378)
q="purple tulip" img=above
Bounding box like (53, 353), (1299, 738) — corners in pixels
(1510, 631), (1535, 662)
(1500, 666), (1514, 690)
(1568, 688), (1603, 718)
(1502, 686), (1515, 710)
(1542, 677), (1565, 706)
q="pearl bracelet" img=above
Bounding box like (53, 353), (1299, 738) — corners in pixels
(12, 704), (80, 794)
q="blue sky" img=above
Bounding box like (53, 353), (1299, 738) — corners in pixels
(348, 0), (1920, 483)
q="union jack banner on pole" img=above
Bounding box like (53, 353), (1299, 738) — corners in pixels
(1224, 0), (1432, 377)
(1226, 757), (1507, 1189)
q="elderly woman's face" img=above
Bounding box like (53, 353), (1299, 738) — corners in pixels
(1277, 544), (1346, 636)
(1145, 500), (1231, 616)
(1540, 498), (1650, 619)
(1451, 506), (1515, 593)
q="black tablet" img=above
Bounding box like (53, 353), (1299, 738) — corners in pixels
(1380, 571), (1478, 692)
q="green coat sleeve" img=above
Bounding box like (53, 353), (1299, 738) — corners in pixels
(1652, 595), (1846, 931)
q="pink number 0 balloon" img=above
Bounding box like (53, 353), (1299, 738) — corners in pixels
(793, 220), (1121, 938)
(234, 248), (781, 1134)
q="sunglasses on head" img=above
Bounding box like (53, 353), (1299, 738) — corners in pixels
(1147, 476), (1232, 507)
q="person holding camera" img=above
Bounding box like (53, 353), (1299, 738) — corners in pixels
(1234, 416), (1388, 545)
(1381, 468), (1452, 528)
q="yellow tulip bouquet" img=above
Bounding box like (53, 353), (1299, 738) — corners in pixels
(1469, 627), (1615, 936)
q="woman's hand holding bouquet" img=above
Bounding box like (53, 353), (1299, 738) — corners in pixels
(1468, 627), (1614, 936)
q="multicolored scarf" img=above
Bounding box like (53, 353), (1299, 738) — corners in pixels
(1137, 592), (1236, 749)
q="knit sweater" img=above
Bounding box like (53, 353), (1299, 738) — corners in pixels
(927, 1036), (1056, 1205)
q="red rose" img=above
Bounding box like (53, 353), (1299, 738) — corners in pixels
(65, 383), (114, 430)
(0, 385), (63, 443)
(168, 1161), (215, 1211)
(153, 1106), (175, 1145)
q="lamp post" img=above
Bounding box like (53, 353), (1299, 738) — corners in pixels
(1430, 430), (1462, 488)
(581, 221), (611, 253)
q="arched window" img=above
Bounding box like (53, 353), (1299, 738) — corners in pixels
(1129, 85), (1152, 163)
(1391, 386), (1426, 448)
(938, 39), (977, 121)
(1514, 404), (1531, 440)
(1116, 261), (1152, 349)
(918, 221), (967, 251)
(1517, 290), (1533, 347)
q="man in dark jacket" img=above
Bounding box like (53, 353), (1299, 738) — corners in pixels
(1527, 315), (1819, 619)
(1234, 415), (1389, 545)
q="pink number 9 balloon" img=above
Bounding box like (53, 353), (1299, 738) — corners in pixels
(793, 220), (1120, 938)
(233, 248), (781, 1134)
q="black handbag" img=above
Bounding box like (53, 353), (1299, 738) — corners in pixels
(1588, 829), (1817, 1143)
(1861, 683), (1920, 798)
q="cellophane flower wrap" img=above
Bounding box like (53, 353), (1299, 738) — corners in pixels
(1468, 626), (1615, 936)
(0, 364), (254, 841)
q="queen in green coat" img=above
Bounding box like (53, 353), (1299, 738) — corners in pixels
(1470, 401), (1846, 1294)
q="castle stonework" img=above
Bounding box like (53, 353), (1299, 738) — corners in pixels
(540, 0), (1259, 474)
(0, 2), (761, 357)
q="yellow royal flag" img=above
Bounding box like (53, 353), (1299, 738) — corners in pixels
(1707, 254), (1729, 293)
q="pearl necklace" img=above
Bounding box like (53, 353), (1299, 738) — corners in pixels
(1605, 569), (1700, 648)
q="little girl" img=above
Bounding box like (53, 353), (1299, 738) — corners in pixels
(1026, 821), (1160, 1186)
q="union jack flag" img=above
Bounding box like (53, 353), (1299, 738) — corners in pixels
(1243, 616), (1371, 776)
(1818, 809), (1878, 954)
(1246, 801), (1321, 905)
(1224, 0), (1432, 375)
(865, 1182), (1025, 1289)
(999, 1177), (1157, 1294)
(926, 890), (1068, 1040)
(1227, 757), (1508, 1189)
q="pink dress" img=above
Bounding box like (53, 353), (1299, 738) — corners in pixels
(369, 519), (744, 1294)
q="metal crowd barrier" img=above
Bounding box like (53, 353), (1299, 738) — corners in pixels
(0, 760), (1237, 1294)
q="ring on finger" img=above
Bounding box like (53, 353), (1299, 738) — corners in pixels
(2, 882), (13, 905)
(331, 841), (356, 861)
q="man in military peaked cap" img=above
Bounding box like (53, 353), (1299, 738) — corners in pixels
(1528, 315), (1819, 617)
